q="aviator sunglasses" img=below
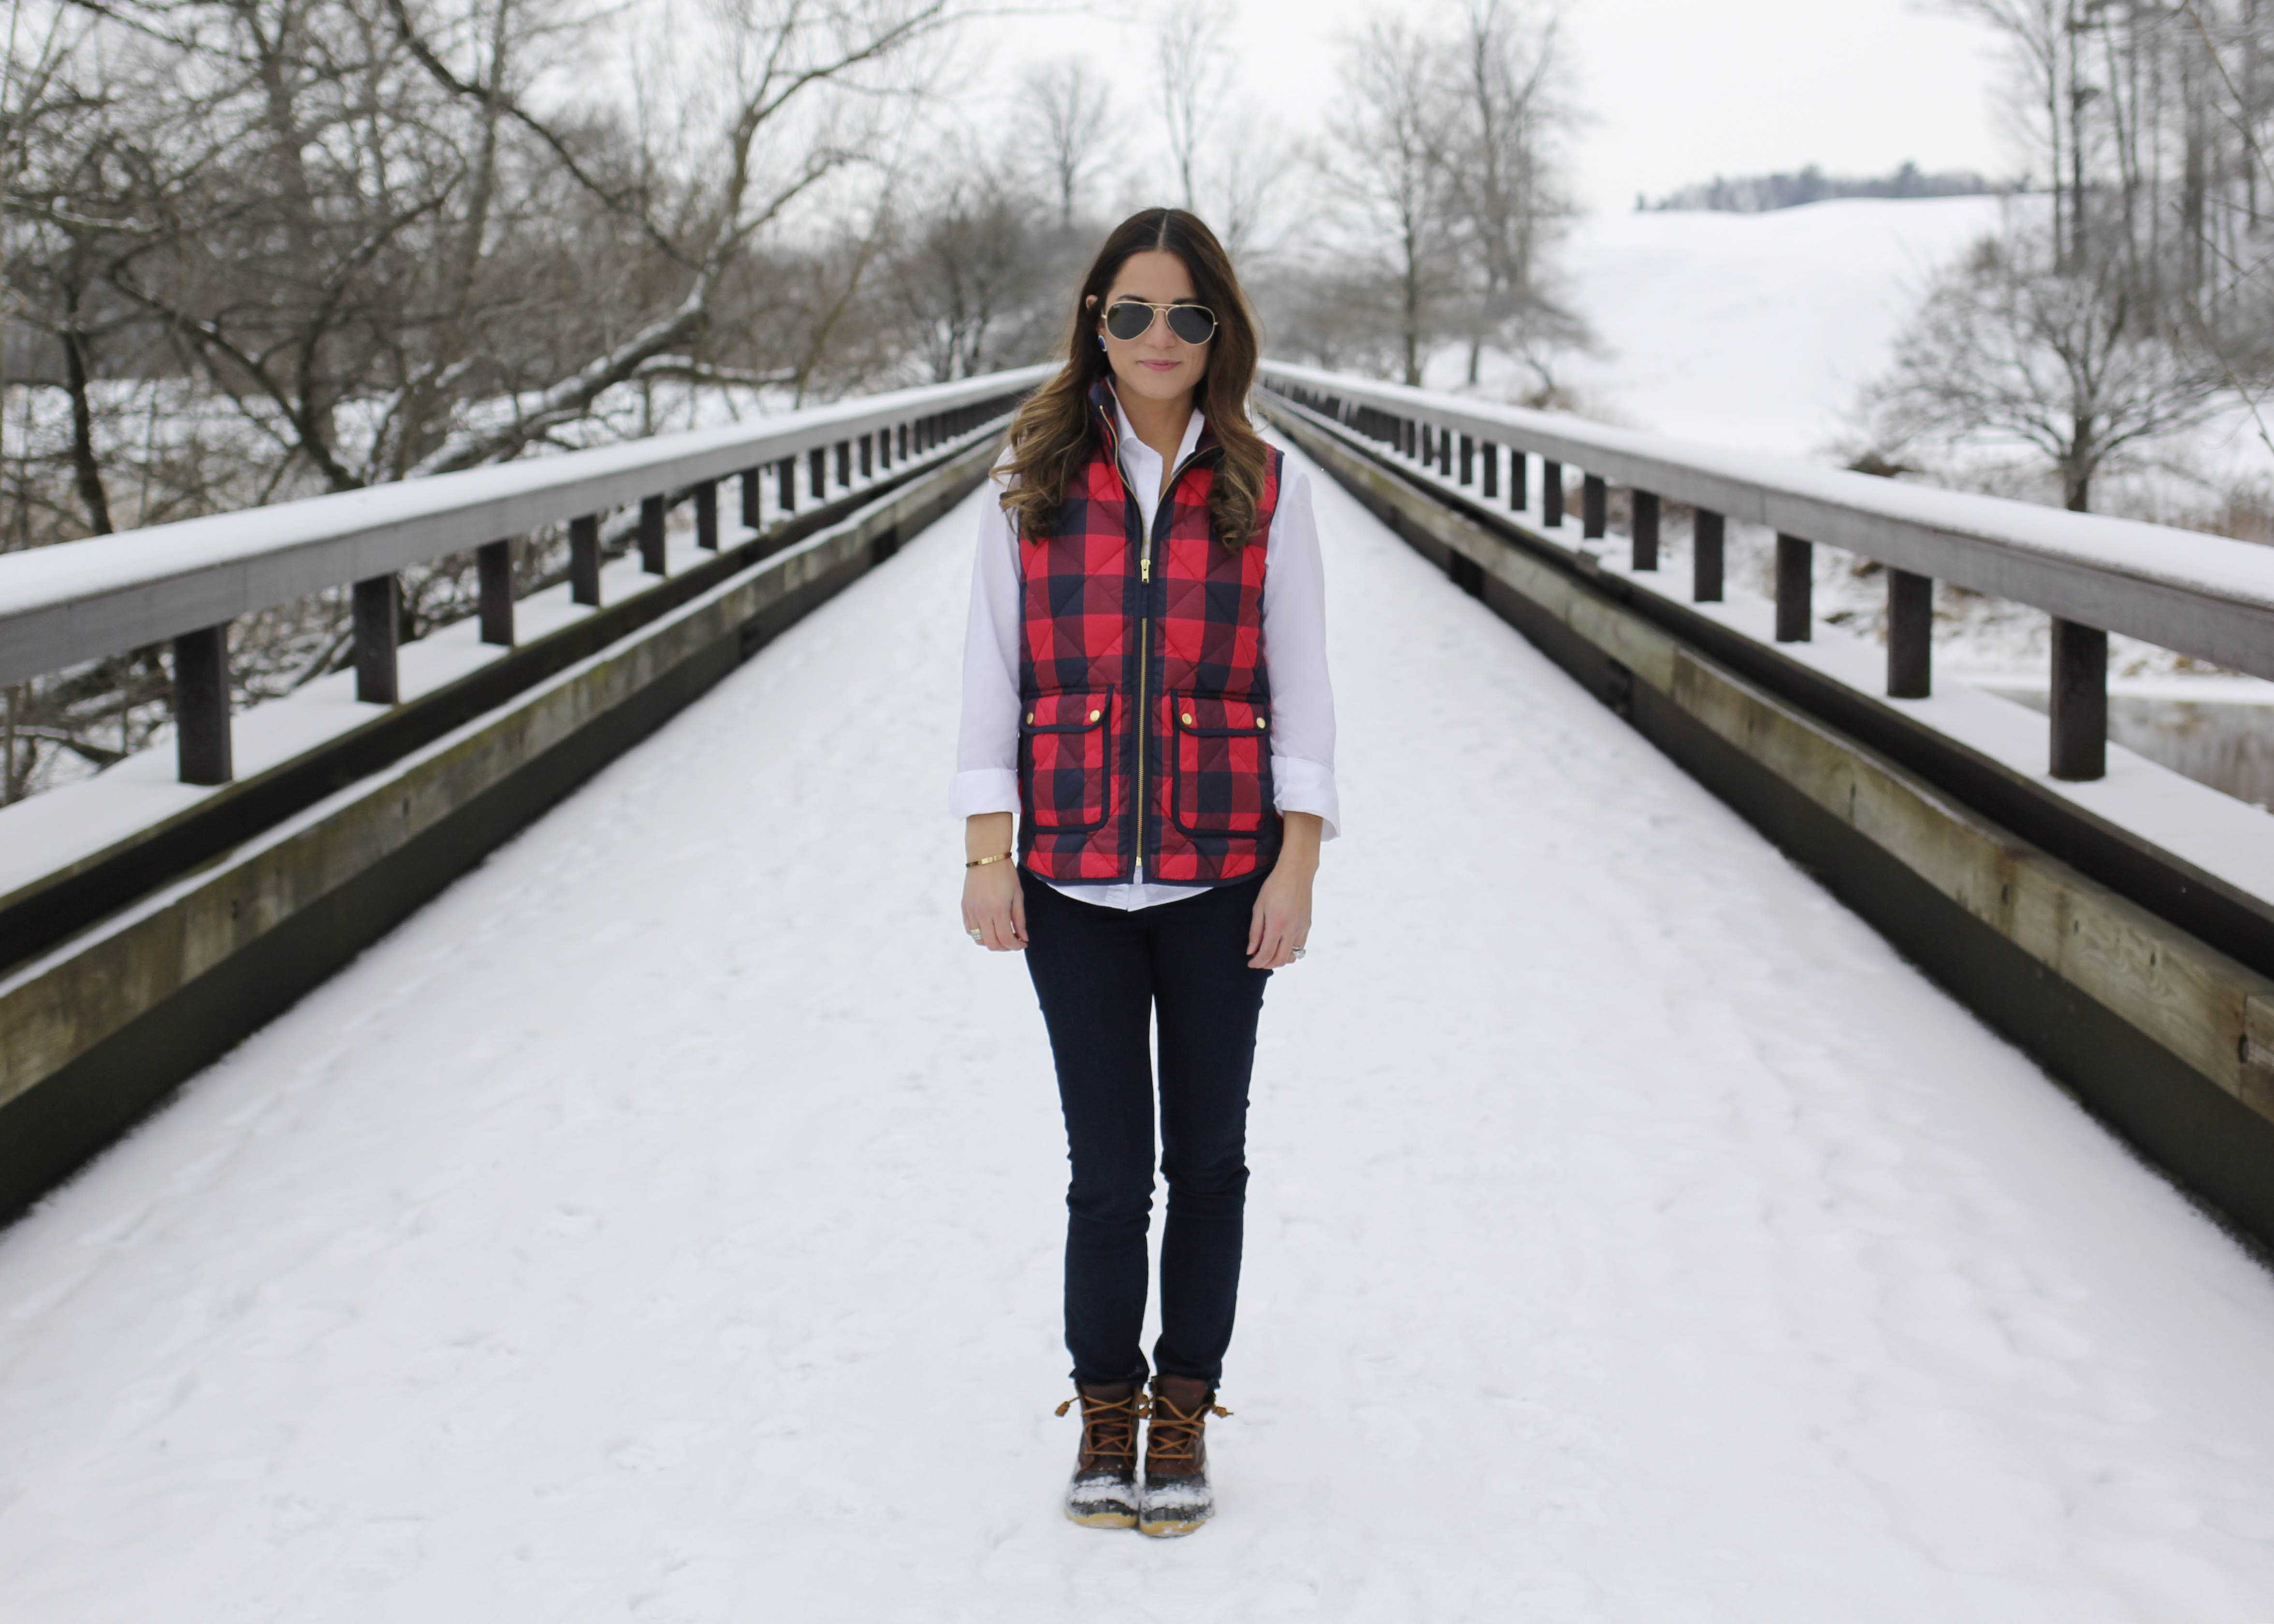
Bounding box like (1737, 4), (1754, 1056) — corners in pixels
(1101, 298), (1217, 346)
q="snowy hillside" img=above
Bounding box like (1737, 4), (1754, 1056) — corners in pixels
(1442, 196), (2010, 457)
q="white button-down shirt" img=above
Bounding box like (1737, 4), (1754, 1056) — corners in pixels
(950, 389), (1339, 910)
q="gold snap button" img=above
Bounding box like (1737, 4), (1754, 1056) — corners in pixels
(1181, 712), (1195, 725)
(1255, 716), (1267, 728)
(1088, 709), (1101, 722)
(1026, 712), (1035, 724)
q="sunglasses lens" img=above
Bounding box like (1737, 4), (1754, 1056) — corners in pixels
(1104, 302), (1154, 341)
(1167, 305), (1216, 345)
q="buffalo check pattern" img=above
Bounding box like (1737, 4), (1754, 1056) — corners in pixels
(1015, 375), (1284, 886)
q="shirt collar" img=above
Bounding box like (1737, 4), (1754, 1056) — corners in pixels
(1106, 379), (1205, 472)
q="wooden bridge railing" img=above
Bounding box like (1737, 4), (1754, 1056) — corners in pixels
(0, 366), (1053, 786)
(1259, 360), (2274, 783)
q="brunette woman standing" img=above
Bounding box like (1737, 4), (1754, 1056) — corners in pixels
(950, 207), (1338, 1537)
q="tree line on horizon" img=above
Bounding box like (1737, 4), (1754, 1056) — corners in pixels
(1642, 162), (2007, 215)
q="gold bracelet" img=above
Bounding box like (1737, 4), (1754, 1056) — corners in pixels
(965, 852), (1014, 869)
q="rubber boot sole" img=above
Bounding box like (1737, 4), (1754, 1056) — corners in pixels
(1066, 1506), (1139, 1529)
(1136, 1510), (1210, 1537)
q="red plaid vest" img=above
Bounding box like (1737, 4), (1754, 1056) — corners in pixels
(1016, 377), (1285, 887)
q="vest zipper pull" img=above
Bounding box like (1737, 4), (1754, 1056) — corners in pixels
(1141, 555), (1151, 582)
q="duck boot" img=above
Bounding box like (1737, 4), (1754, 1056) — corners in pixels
(1054, 1380), (1144, 1528)
(1138, 1374), (1231, 1537)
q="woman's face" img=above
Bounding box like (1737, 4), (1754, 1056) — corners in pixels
(1089, 248), (1211, 406)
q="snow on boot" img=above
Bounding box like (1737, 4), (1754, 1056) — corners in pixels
(1055, 1380), (1143, 1528)
(1138, 1374), (1231, 1538)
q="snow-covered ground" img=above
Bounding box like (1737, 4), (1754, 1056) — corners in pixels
(4, 437), (2274, 1620)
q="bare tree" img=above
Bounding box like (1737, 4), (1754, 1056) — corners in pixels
(1018, 55), (1113, 230)
(1314, 15), (1462, 385)
(1895, 1), (2274, 512)
(391, 0), (968, 474)
(1154, 0), (1230, 214)
(883, 160), (1053, 380)
(1435, 0), (1587, 385)
(1866, 222), (2230, 510)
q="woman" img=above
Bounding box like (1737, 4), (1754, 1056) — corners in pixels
(950, 206), (1338, 1537)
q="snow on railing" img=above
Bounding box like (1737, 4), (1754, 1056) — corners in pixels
(1260, 359), (2274, 783)
(0, 365), (1052, 785)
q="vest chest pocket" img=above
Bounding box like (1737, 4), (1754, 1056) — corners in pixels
(1020, 689), (1113, 833)
(1171, 692), (1273, 836)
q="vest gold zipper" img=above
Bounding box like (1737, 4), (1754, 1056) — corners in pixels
(1101, 405), (1207, 885)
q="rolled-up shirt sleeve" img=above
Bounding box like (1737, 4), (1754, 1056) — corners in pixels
(949, 464), (1024, 821)
(1261, 463), (1340, 841)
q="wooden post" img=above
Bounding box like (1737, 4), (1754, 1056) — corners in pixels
(809, 446), (826, 500)
(741, 468), (763, 530)
(1543, 460), (1564, 527)
(1694, 510), (1725, 602)
(1632, 491), (1660, 571)
(640, 495), (667, 575)
(1481, 441), (1498, 499)
(778, 457), (796, 514)
(1421, 424), (1434, 467)
(1775, 534), (1812, 641)
(2050, 619), (2108, 780)
(1510, 450), (1527, 510)
(695, 480), (719, 551)
(1405, 418), (1417, 458)
(478, 540), (515, 645)
(1887, 569), (1932, 698)
(859, 432), (873, 480)
(1459, 434), (1474, 485)
(835, 440), (850, 489)
(570, 514), (601, 606)
(1583, 474), (1607, 539)
(352, 575), (399, 704)
(1439, 429), (1453, 476)
(172, 623), (232, 785)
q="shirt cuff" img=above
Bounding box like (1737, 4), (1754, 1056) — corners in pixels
(1272, 755), (1340, 841)
(950, 768), (1020, 821)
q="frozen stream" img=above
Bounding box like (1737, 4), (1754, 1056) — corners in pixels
(3, 437), (2274, 1621)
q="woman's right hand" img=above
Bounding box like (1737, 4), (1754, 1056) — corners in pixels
(963, 860), (1028, 951)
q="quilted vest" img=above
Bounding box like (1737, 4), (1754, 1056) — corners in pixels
(1015, 376), (1284, 887)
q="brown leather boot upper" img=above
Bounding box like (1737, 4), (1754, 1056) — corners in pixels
(1144, 1375), (1230, 1482)
(1057, 1381), (1143, 1480)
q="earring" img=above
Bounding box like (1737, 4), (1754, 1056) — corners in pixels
(1098, 335), (1107, 349)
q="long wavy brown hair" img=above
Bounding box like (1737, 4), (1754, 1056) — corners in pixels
(994, 207), (1270, 549)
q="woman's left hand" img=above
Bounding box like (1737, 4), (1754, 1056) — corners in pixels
(1247, 813), (1322, 969)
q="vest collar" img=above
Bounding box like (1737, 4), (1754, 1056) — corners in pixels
(1086, 372), (1217, 468)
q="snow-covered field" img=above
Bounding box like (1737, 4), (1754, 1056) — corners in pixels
(1529, 197), (2013, 458)
(3, 435), (2273, 1619)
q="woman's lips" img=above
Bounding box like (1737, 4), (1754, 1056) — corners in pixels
(1139, 360), (1179, 371)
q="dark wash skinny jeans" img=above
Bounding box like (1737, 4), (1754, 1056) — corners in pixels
(1020, 864), (1273, 1390)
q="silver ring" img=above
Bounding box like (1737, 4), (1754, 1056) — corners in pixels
(969, 928), (983, 940)
(1292, 946), (1306, 960)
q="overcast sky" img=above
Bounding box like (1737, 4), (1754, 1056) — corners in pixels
(964, 0), (2017, 214)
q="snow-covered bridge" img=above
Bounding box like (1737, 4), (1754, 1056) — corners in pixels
(4, 369), (2274, 1618)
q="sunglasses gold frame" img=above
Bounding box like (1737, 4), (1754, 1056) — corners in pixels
(1101, 298), (1217, 345)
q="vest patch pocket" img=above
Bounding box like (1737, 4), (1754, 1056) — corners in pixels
(1171, 691), (1272, 836)
(1020, 689), (1113, 833)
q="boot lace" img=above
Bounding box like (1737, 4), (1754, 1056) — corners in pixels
(1144, 1391), (1232, 1469)
(1054, 1387), (1143, 1464)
